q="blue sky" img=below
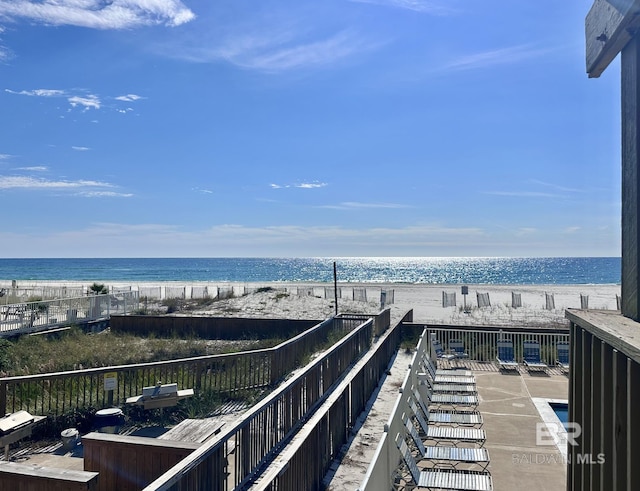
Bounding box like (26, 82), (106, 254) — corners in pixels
(0, 0), (622, 258)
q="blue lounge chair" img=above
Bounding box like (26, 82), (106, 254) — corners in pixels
(449, 339), (469, 360)
(556, 342), (569, 373)
(431, 338), (457, 362)
(522, 340), (547, 372)
(496, 340), (519, 371)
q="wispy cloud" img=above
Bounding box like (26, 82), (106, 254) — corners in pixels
(529, 179), (584, 193)
(483, 191), (559, 198)
(72, 146), (90, 151)
(1, 174), (133, 197)
(564, 226), (581, 234)
(0, 0), (195, 29)
(5, 88), (64, 97)
(6, 87), (143, 113)
(271, 181), (328, 189)
(349, 0), (458, 15)
(234, 30), (369, 72)
(440, 44), (551, 72)
(78, 191), (133, 198)
(320, 201), (410, 210)
(0, 175), (114, 190)
(0, 154), (11, 160)
(115, 94), (143, 102)
(15, 166), (47, 171)
(69, 95), (100, 110)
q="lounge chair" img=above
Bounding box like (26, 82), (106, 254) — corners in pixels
(416, 379), (479, 411)
(403, 420), (490, 471)
(431, 339), (457, 362)
(448, 339), (469, 360)
(408, 398), (486, 447)
(556, 342), (570, 372)
(413, 388), (483, 427)
(496, 340), (519, 371)
(522, 340), (547, 372)
(418, 372), (477, 395)
(420, 353), (476, 384)
(395, 436), (492, 490)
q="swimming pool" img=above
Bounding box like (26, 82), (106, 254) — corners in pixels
(549, 402), (568, 429)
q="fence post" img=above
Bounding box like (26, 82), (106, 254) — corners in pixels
(0, 381), (6, 415)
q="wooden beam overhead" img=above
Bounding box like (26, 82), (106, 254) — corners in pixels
(586, 0), (640, 78)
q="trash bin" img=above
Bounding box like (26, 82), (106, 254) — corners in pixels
(94, 408), (124, 434)
(61, 428), (79, 451)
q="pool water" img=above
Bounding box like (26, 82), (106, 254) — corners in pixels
(550, 402), (569, 429)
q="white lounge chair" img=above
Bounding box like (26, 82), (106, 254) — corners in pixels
(404, 421), (490, 471)
(395, 436), (493, 490)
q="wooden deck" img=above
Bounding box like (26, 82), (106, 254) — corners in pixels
(158, 418), (225, 443)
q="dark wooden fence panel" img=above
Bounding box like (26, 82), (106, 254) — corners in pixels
(82, 433), (199, 491)
(110, 316), (319, 340)
(0, 318), (341, 420)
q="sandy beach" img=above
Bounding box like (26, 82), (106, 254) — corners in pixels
(1, 279), (621, 327)
(177, 282), (621, 327)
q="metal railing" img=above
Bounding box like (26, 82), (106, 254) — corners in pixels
(0, 291), (139, 337)
(407, 323), (569, 366)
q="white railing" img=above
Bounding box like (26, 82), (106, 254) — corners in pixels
(0, 291), (139, 336)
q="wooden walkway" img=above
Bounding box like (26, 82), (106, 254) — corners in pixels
(158, 418), (225, 444)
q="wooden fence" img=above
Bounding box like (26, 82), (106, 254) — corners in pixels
(251, 310), (409, 491)
(141, 312), (389, 491)
(0, 315), (365, 424)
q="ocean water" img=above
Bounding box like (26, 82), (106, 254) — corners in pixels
(0, 257), (621, 285)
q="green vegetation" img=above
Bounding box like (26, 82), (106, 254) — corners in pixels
(88, 283), (109, 295)
(0, 327), (278, 376)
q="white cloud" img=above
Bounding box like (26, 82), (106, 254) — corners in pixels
(0, 175), (113, 190)
(68, 95), (100, 110)
(177, 26), (380, 73)
(440, 44), (551, 72)
(5, 88), (65, 97)
(0, 154), (11, 160)
(15, 166), (47, 171)
(115, 94), (143, 102)
(564, 226), (581, 234)
(321, 201), (410, 209)
(483, 191), (559, 198)
(77, 191), (133, 198)
(72, 146), (90, 151)
(0, 0), (195, 29)
(271, 181), (327, 189)
(349, 0), (457, 15)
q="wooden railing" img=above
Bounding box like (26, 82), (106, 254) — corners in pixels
(0, 315), (365, 421)
(142, 313), (387, 491)
(251, 310), (409, 491)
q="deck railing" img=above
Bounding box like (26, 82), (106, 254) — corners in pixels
(142, 314), (382, 491)
(0, 291), (139, 337)
(406, 322), (569, 366)
(0, 315), (365, 420)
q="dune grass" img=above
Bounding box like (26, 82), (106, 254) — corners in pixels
(0, 327), (280, 377)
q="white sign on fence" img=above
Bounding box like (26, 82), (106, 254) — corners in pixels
(104, 372), (118, 392)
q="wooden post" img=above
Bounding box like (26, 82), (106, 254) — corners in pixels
(587, 0), (640, 320)
(621, 35), (640, 320)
